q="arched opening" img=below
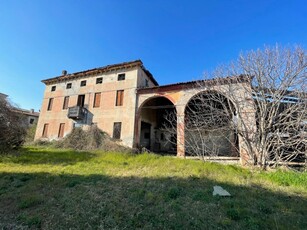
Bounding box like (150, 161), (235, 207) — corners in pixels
(138, 96), (177, 155)
(184, 91), (239, 158)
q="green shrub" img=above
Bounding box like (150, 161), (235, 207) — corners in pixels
(24, 123), (37, 144)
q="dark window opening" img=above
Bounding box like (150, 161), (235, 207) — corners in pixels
(66, 83), (72, 89)
(77, 95), (85, 107)
(116, 90), (124, 106)
(47, 98), (53, 111)
(80, 80), (87, 87)
(145, 79), (149, 87)
(29, 118), (34, 124)
(118, 73), (125, 81)
(93, 92), (101, 108)
(113, 122), (122, 139)
(96, 77), (103, 84)
(51, 86), (56, 91)
(63, 96), (69, 110)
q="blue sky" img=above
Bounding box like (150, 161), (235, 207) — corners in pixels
(0, 0), (306, 111)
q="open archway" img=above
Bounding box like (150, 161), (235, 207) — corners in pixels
(137, 96), (177, 155)
(184, 91), (239, 157)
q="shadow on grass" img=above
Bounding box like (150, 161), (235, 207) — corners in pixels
(0, 147), (96, 165)
(0, 172), (306, 229)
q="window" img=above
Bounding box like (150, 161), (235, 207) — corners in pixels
(96, 77), (103, 84)
(58, 123), (65, 138)
(145, 79), (149, 87)
(47, 98), (53, 111)
(29, 118), (34, 124)
(116, 90), (124, 106)
(51, 86), (56, 91)
(42, 123), (49, 137)
(117, 73), (125, 81)
(93, 92), (101, 108)
(63, 96), (69, 110)
(113, 122), (122, 139)
(77, 94), (85, 107)
(80, 80), (86, 87)
(66, 83), (72, 89)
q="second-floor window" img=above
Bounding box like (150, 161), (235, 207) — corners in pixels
(51, 86), (56, 91)
(66, 83), (72, 89)
(77, 94), (85, 107)
(93, 93), (101, 108)
(116, 90), (124, 106)
(80, 80), (86, 87)
(63, 96), (69, 110)
(47, 98), (53, 111)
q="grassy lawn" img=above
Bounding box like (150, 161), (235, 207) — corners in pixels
(0, 146), (306, 229)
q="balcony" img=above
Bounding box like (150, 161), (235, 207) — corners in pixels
(67, 106), (86, 120)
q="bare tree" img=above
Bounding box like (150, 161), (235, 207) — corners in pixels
(163, 45), (306, 168)
(0, 96), (27, 153)
(163, 91), (238, 160)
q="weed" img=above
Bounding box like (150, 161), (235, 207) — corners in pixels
(18, 214), (42, 228)
(0, 146), (306, 229)
(226, 208), (240, 221)
(19, 195), (43, 209)
(166, 186), (181, 200)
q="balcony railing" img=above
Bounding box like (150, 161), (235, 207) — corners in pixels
(67, 106), (86, 120)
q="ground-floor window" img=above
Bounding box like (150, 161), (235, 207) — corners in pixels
(113, 122), (122, 139)
(58, 123), (65, 138)
(42, 123), (49, 137)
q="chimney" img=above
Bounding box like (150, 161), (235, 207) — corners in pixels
(30, 109), (34, 113)
(62, 70), (67, 75)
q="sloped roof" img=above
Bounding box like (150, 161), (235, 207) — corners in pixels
(42, 60), (158, 86)
(12, 108), (40, 117)
(137, 75), (252, 93)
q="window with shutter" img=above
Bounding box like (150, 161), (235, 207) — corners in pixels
(47, 98), (53, 111)
(63, 96), (69, 110)
(93, 93), (101, 108)
(116, 90), (124, 106)
(42, 124), (49, 137)
(58, 123), (65, 138)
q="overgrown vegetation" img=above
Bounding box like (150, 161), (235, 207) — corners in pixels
(0, 146), (306, 229)
(31, 126), (133, 153)
(0, 96), (27, 153)
(25, 123), (37, 144)
(164, 45), (306, 168)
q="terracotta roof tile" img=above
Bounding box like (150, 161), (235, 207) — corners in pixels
(42, 60), (158, 86)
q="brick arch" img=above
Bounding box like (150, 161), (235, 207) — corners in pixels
(184, 89), (238, 115)
(134, 95), (177, 152)
(137, 94), (177, 117)
(183, 89), (239, 157)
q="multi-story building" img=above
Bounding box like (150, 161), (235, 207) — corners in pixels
(35, 60), (256, 164)
(35, 60), (158, 147)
